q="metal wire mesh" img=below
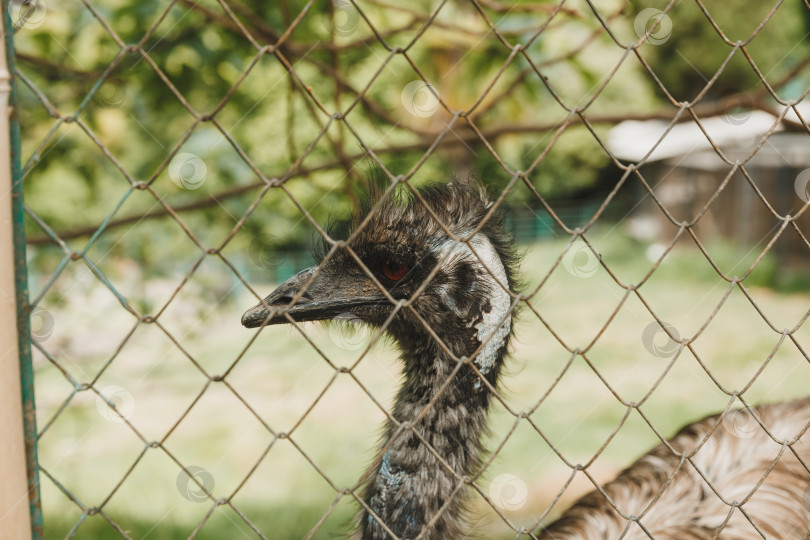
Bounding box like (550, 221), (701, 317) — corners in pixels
(8, 0), (810, 538)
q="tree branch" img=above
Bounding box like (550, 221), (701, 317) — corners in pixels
(27, 93), (795, 246)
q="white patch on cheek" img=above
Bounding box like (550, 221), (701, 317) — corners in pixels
(432, 233), (512, 385)
(433, 239), (470, 319)
(437, 283), (467, 318)
(469, 236), (511, 381)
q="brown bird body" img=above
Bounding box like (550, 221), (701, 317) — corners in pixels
(540, 398), (810, 539)
(242, 180), (810, 539)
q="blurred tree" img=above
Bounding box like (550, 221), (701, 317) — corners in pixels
(12, 0), (808, 278)
(638, 0), (810, 102)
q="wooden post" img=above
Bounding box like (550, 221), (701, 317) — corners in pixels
(0, 15), (34, 540)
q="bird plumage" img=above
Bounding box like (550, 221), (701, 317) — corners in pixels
(243, 180), (810, 539)
(540, 398), (810, 539)
(243, 180), (518, 539)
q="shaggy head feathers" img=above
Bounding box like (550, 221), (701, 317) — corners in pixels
(315, 180), (519, 360)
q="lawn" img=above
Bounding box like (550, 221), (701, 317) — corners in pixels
(32, 229), (810, 539)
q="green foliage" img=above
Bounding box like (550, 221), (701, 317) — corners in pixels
(637, 0), (810, 101)
(14, 0), (668, 274)
(15, 1), (807, 278)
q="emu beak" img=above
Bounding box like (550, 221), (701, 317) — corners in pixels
(241, 266), (387, 328)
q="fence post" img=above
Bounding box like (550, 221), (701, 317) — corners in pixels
(0, 6), (40, 539)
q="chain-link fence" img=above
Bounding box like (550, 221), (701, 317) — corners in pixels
(6, 0), (810, 538)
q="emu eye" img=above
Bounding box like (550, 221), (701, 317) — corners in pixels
(381, 259), (410, 281)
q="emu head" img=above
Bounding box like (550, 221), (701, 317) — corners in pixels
(242, 181), (517, 366)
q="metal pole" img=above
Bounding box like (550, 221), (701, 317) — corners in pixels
(0, 5), (40, 538)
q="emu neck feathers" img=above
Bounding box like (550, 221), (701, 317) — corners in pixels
(358, 234), (512, 540)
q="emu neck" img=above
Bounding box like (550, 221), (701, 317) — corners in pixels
(358, 233), (512, 539)
(358, 337), (503, 540)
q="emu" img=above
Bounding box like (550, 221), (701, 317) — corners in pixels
(242, 181), (810, 539)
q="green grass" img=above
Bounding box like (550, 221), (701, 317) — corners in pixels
(33, 231), (810, 539)
(42, 503), (356, 540)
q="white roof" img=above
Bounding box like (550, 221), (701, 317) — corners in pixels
(607, 111), (782, 164)
(607, 100), (810, 167)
